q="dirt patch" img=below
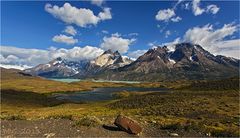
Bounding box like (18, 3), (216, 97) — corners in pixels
(1, 119), (132, 137)
(1, 119), (206, 137)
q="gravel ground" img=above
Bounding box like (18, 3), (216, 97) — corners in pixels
(1, 119), (204, 137)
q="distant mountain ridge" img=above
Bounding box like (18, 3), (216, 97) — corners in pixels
(25, 49), (133, 78)
(100, 43), (239, 81)
(24, 43), (239, 81)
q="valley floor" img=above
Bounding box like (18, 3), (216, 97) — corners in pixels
(0, 72), (239, 137)
(1, 89), (239, 137)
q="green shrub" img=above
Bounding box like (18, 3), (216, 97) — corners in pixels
(75, 116), (102, 127)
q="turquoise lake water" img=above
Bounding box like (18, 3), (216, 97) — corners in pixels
(49, 78), (140, 84)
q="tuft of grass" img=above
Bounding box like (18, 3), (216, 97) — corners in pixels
(46, 114), (73, 120)
(74, 116), (102, 127)
(0, 114), (26, 120)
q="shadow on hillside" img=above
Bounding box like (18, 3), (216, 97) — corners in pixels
(1, 89), (64, 107)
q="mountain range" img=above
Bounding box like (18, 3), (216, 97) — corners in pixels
(24, 43), (239, 81)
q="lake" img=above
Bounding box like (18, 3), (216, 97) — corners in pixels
(50, 87), (168, 103)
(49, 78), (140, 84)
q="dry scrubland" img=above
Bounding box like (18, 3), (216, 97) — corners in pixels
(0, 68), (239, 137)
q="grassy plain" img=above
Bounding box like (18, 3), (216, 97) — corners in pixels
(0, 68), (239, 137)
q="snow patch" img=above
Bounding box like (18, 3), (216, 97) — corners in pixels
(168, 58), (176, 64)
(53, 60), (62, 65)
(189, 56), (193, 61)
(152, 46), (158, 50)
(45, 64), (51, 67)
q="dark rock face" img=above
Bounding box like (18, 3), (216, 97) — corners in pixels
(105, 43), (239, 81)
(114, 115), (142, 135)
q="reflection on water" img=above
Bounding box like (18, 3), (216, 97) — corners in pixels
(51, 87), (168, 103)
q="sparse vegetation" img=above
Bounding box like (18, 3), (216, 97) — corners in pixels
(1, 68), (239, 137)
(75, 116), (102, 127)
(0, 114), (26, 120)
(181, 77), (239, 91)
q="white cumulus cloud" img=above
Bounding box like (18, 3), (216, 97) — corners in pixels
(184, 23), (239, 58)
(100, 34), (136, 54)
(155, 8), (175, 22)
(98, 8), (112, 20)
(161, 23), (239, 59)
(0, 45), (104, 68)
(45, 3), (112, 27)
(52, 34), (78, 45)
(64, 26), (77, 36)
(155, 8), (182, 22)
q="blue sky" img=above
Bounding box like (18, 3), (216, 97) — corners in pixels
(1, 0), (239, 69)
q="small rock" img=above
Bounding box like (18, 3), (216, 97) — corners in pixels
(206, 132), (211, 136)
(151, 120), (157, 124)
(44, 133), (55, 138)
(169, 133), (179, 137)
(114, 115), (142, 135)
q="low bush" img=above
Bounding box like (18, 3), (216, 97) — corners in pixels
(75, 116), (102, 127)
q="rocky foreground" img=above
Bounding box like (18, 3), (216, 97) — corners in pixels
(1, 119), (204, 137)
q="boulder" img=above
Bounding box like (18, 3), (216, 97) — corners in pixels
(114, 115), (142, 135)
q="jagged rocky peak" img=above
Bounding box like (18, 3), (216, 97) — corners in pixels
(24, 57), (87, 78)
(113, 50), (121, 57)
(48, 57), (64, 65)
(92, 49), (133, 67)
(55, 57), (62, 61)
